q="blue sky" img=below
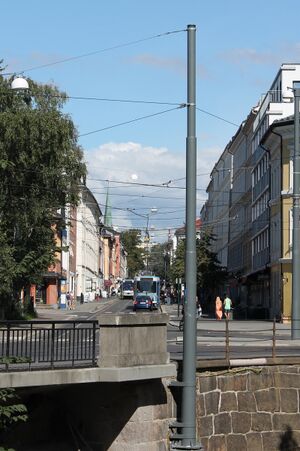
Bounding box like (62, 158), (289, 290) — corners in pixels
(3, 0), (300, 241)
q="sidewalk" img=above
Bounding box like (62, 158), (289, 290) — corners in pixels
(35, 298), (113, 320)
(162, 302), (300, 347)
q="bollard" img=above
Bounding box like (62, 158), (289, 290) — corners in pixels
(272, 317), (276, 359)
(225, 318), (230, 362)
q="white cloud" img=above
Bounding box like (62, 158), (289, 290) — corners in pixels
(85, 141), (221, 241)
(219, 43), (300, 69)
(126, 53), (209, 79)
(219, 48), (279, 66)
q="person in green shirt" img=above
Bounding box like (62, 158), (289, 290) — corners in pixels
(223, 295), (232, 320)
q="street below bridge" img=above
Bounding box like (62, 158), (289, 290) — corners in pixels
(36, 297), (300, 363)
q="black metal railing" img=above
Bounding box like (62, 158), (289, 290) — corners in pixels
(172, 316), (300, 362)
(0, 320), (99, 371)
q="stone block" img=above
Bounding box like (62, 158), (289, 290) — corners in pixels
(251, 412), (272, 432)
(254, 388), (280, 412)
(280, 388), (298, 413)
(246, 432), (263, 451)
(207, 435), (226, 451)
(218, 373), (247, 392)
(237, 391), (256, 412)
(153, 404), (169, 420)
(129, 405), (153, 422)
(205, 391), (220, 415)
(200, 437), (208, 451)
(276, 429), (300, 451)
(196, 393), (205, 417)
(274, 372), (300, 389)
(214, 412), (232, 435)
(226, 434), (247, 451)
(199, 375), (217, 393)
(279, 365), (299, 373)
(220, 392), (237, 412)
(231, 411), (251, 433)
(248, 368), (274, 391)
(116, 419), (168, 444)
(198, 415), (213, 438)
(133, 442), (168, 451)
(261, 432), (282, 451)
(273, 413), (300, 431)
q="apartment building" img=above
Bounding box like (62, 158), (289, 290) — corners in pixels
(249, 64), (300, 318)
(201, 63), (300, 319)
(227, 111), (255, 315)
(200, 147), (232, 269)
(76, 186), (103, 301)
(261, 116), (294, 321)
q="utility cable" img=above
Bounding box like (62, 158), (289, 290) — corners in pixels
(79, 105), (185, 137)
(196, 107), (239, 127)
(65, 95), (182, 106)
(3, 29), (186, 75)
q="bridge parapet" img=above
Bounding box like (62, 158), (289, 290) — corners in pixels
(98, 313), (170, 368)
(0, 313), (176, 388)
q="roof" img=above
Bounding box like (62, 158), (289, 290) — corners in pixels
(175, 218), (202, 236)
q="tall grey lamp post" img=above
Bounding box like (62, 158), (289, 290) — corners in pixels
(171, 24), (202, 450)
(292, 83), (300, 339)
(144, 208), (157, 272)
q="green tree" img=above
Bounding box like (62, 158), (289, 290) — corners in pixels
(170, 240), (185, 282)
(148, 242), (171, 282)
(0, 66), (86, 318)
(196, 230), (227, 291)
(170, 230), (227, 293)
(120, 229), (145, 277)
(0, 388), (28, 432)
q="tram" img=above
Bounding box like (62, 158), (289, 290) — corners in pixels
(134, 275), (160, 309)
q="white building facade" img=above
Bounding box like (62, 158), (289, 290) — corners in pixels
(76, 186), (103, 301)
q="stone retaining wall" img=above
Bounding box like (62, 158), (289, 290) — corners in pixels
(197, 365), (300, 450)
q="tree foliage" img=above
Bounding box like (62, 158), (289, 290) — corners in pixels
(170, 230), (228, 292)
(120, 229), (144, 277)
(147, 242), (171, 281)
(0, 63), (86, 317)
(0, 388), (28, 432)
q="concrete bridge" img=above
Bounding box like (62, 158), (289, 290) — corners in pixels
(0, 313), (176, 388)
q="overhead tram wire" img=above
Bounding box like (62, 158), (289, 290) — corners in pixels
(6, 178), (260, 197)
(65, 95), (182, 107)
(79, 105), (185, 137)
(2, 29), (187, 75)
(196, 107), (239, 127)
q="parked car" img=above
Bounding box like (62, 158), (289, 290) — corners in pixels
(133, 294), (153, 312)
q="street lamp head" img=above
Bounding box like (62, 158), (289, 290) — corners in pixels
(11, 76), (29, 90)
(150, 207), (158, 213)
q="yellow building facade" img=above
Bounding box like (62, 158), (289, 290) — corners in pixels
(264, 117), (294, 321)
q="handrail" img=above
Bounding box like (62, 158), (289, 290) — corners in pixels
(0, 320), (99, 372)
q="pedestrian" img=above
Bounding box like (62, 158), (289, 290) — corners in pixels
(80, 292), (84, 305)
(179, 304), (185, 331)
(223, 294), (232, 320)
(215, 296), (223, 320)
(166, 291), (171, 305)
(66, 292), (71, 310)
(70, 291), (75, 310)
(196, 297), (202, 318)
